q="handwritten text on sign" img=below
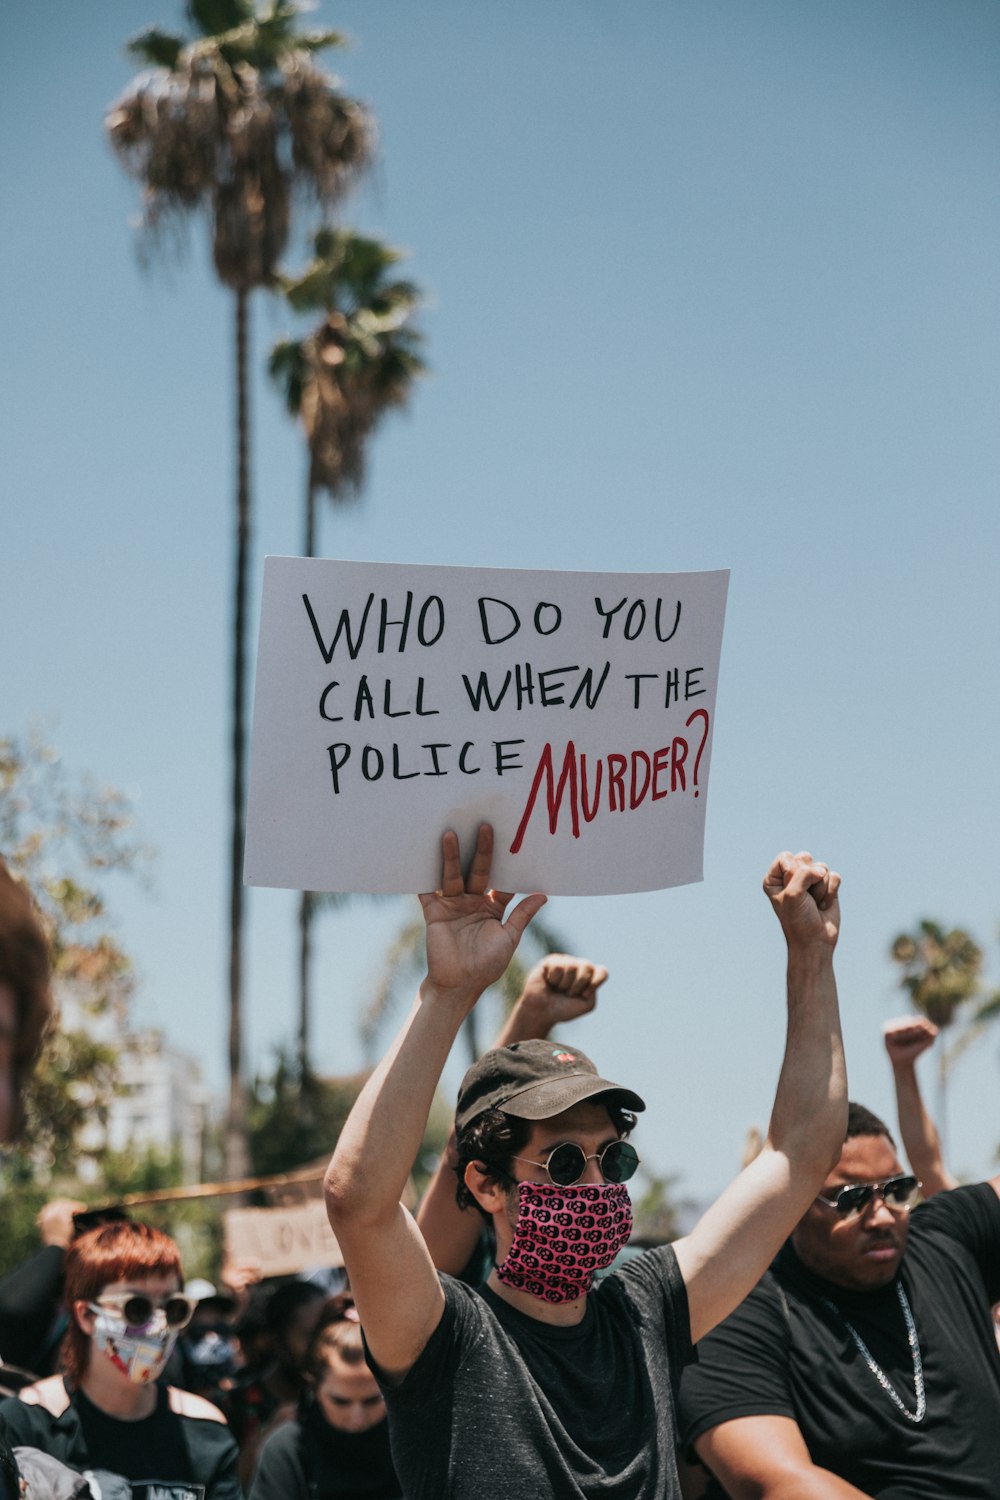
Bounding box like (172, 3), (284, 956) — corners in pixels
(244, 559), (729, 895)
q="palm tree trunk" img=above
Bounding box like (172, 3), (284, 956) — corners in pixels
(936, 1037), (948, 1158)
(226, 287), (252, 1181)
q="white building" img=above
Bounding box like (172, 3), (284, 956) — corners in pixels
(104, 1030), (210, 1184)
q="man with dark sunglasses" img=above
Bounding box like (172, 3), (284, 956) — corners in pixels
(677, 1100), (1000, 1498)
(326, 826), (849, 1500)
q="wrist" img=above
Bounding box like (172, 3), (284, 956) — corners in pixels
(419, 976), (483, 1014)
(785, 944), (836, 979)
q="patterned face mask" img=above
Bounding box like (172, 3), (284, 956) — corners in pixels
(90, 1306), (181, 1384)
(495, 1180), (633, 1303)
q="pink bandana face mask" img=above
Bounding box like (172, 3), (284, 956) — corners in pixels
(495, 1181), (633, 1304)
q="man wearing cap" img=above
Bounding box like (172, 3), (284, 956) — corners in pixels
(325, 825), (847, 1500)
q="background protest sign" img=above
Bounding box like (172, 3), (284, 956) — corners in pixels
(245, 559), (729, 896)
(224, 1202), (344, 1278)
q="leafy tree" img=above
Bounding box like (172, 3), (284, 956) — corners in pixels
(106, 1), (374, 1178)
(248, 1049), (451, 1192)
(890, 919), (985, 1142)
(268, 229), (424, 1074)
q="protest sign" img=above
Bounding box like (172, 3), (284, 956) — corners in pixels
(244, 559), (729, 895)
(224, 1201), (344, 1278)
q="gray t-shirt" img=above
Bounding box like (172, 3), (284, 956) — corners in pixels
(374, 1245), (693, 1499)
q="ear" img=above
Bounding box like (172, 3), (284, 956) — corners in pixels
(463, 1159), (512, 1218)
(74, 1299), (96, 1338)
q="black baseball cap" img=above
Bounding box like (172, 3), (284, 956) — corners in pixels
(455, 1039), (645, 1133)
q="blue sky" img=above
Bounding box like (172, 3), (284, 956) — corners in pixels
(3, 0), (998, 1202)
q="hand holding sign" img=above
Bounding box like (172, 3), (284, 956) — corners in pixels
(419, 825), (547, 1005)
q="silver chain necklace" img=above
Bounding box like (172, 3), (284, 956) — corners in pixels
(821, 1282), (926, 1424)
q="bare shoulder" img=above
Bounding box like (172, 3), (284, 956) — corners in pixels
(167, 1386), (228, 1423)
(19, 1375), (69, 1416)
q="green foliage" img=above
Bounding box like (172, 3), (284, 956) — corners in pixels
(270, 229), (425, 501)
(108, 3), (372, 289)
(890, 920), (984, 1030)
(248, 1049), (450, 1191)
(249, 1051), (370, 1176)
(631, 1171), (691, 1245)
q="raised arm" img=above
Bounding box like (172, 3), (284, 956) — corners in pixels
(324, 825), (545, 1381)
(882, 1017), (957, 1196)
(674, 851), (847, 1344)
(417, 955), (608, 1273)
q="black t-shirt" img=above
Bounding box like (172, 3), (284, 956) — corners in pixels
(373, 1244), (693, 1500)
(0, 1380), (242, 1500)
(678, 1183), (1000, 1499)
(249, 1401), (400, 1500)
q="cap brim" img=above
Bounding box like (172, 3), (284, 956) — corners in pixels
(500, 1075), (645, 1121)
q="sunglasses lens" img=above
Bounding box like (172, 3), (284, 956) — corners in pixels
(835, 1186), (872, 1218)
(547, 1144), (586, 1186)
(884, 1176), (919, 1210)
(122, 1296), (155, 1326)
(165, 1296), (194, 1327)
(601, 1141), (639, 1183)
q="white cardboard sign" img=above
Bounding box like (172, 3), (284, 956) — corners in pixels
(244, 559), (729, 896)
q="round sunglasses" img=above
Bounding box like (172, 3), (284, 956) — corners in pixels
(511, 1138), (640, 1187)
(815, 1174), (921, 1220)
(91, 1292), (195, 1330)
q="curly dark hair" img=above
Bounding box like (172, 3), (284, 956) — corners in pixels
(454, 1101), (637, 1221)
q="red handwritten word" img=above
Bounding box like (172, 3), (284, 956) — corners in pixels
(509, 710), (710, 854)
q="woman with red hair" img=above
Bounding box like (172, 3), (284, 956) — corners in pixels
(0, 1221), (241, 1499)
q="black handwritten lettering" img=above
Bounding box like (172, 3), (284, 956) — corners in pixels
(655, 599), (681, 641)
(626, 673), (657, 709)
(534, 602), (562, 635)
(479, 596), (520, 644)
(361, 746), (384, 781)
(462, 669), (512, 712)
(494, 740), (525, 775)
(303, 592), (374, 663)
(319, 682), (342, 721)
(569, 662), (610, 710)
(327, 743), (351, 793)
(377, 592), (413, 653)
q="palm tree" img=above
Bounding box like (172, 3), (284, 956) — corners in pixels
(106, 0), (373, 1178)
(268, 228), (424, 1074)
(889, 919), (984, 1146)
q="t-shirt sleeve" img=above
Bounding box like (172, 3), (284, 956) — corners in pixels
(203, 1425), (243, 1500)
(368, 1275), (485, 1414)
(914, 1182), (1000, 1303)
(0, 1397), (48, 1450)
(676, 1275), (793, 1451)
(248, 1423), (305, 1500)
(610, 1244), (694, 1381)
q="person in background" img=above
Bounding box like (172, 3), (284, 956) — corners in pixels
(677, 1099), (1000, 1498)
(0, 1221), (240, 1500)
(881, 1016), (957, 1195)
(0, 1202), (131, 1383)
(884, 1013), (1000, 1352)
(222, 1278), (326, 1489)
(250, 1300), (400, 1500)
